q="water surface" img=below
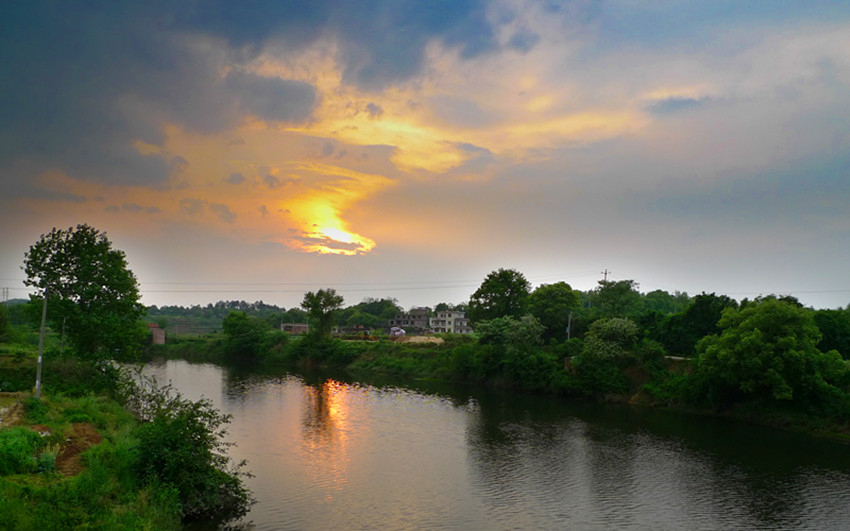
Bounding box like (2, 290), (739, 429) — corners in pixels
(144, 360), (850, 530)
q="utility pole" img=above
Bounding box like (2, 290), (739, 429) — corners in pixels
(601, 269), (610, 282)
(566, 311), (572, 341)
(35, 290), (48, 399)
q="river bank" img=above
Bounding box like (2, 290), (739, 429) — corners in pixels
(146, 334), (850, 442)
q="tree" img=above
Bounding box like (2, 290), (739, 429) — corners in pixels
(814, 309), (850, 359)
(301, 288), (344, 338)
(222, 310), (269, 362)
(23, 224), (146, 361)
(696, 297), (848, 407)
(655, 293), (738, 357)
(593, 279), (642, 318)
(527, 281), (578, 342)
(468, 268), (531, 324)
(642, 289), (690, 314)
(476, 315), (544, 347)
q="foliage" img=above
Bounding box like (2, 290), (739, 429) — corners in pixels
(653, 293), (738, 357)
(302, 288), (345, 339)
(0, 304), (8, 340)
(568, 318), (641, 395)
(814, 309), (850, 359)
(222, 310), (271, 362)
(126, 373), (255, 523)
(696, 298), (850, 410)
(528, 282), (578, 342)
(22, 224), (146, 361)
(476, 315), (544, 347)
(0, 393), (182, 530)
(581, 318), (639, 359)
(468, 268), (531, 324)
(592, 279), (642, 319)
(642, 289), (690, 315)
(0, 427), (42, 475)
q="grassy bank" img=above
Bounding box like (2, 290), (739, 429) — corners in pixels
(0, 353), (253, 529)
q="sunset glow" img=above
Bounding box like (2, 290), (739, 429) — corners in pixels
(2, 1), (849, 310)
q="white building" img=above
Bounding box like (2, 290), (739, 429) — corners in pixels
(429, 310), (473, 334)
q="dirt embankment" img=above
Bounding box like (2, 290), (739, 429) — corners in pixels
(393, 336), (444, 344)
(0, 394), (103, 477)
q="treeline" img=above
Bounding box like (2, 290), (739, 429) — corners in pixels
(170, 268), (850, 433)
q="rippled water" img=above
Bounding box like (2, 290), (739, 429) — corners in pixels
(144, 360), (850, 530)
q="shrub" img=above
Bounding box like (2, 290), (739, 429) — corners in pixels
(126, 375), (254, 524)
(0, 427), (41, 475)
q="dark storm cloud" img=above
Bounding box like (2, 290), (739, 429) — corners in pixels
(225, 71), (316, 122)
(0, 0), (495, 195)
(647, 151), (850, 226)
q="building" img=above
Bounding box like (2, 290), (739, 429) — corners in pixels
(429, 310), (473, 334)
(148, 323), (166, 344)
(281, 323), (310, 334)
(387, 307), (430, 333)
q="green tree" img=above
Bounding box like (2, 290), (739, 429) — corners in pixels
(656, 293), (738, 357)
(301, 289), (344, 338)
(221, 311), (269, 362)
(23, 224), (146, 360)
(527, 281), (578, 342)
(476, 314), (544, 347)
(814, 309), (850, 360)
(571, 317), (639, 395)
(696, 297), (848, 408)
(468, 268), (531, 324)
(642, 289), (690, 314)
(580, 317), (639, 361)
(592, 279), (642, 319)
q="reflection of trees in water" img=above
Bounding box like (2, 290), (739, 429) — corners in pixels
(301, 380), (336, 445)
(464, 393), (850, 529)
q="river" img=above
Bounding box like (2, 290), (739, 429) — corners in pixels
(144, 359), (850, 530)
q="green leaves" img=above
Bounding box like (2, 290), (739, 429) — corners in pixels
(23, 225), (145, 361)
(469, 268), (531, 324)
(696, 297), (849, 407)
(301, 288), (344, 338)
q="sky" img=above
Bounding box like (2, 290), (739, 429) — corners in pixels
(2, 0), (849, 311)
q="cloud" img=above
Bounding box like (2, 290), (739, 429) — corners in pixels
(646, 96), (711, 115)
(225, 71), (316, 122)
(227, 172), (246, 184)
(106, 203), (163, 214)
(366, 103), (384, 118)
(180, 198), (207, 216)
(210, 203), (237, 223)
(507, 28), (540, 53)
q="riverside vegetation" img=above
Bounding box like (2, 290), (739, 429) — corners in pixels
(0, 225), (253, 529)
(146, 283), (850, 439)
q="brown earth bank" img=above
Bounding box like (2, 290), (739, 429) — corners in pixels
(0, 395), (103, 476)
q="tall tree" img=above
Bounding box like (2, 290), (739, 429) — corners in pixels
(697, 297), (847, 407)
(528, 281), (578, 342)
(468, 268), (531, 324)
(301, 288), (344, 338)
(23, 224), (146, 361)
(593, 279), (642, 318)
(814, 309), (850, 359)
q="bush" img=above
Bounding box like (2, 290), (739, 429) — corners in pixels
(125, 374), (254, 524)
(0, 427), (41, 475)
